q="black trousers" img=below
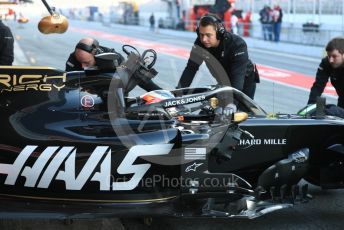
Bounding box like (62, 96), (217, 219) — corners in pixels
(243, 62), (259, 99)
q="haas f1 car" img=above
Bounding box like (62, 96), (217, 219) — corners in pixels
(0, 46), (344, 220)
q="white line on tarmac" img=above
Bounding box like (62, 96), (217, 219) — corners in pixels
(249, 47), (321, 63)
(261, 77), (337, 100)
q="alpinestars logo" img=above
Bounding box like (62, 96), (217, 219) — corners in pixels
(0, 144), (173, 191)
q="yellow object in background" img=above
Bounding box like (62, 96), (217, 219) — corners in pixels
(132, 0), (139, 12)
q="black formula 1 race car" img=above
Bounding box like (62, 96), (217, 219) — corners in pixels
(1, 43), (344, 220)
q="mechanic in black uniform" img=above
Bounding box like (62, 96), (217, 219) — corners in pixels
(65, 37), (161, 92)
(177, 14), (259, 99)
(308, 37), (344, 109)
(0, 18), (14, 65)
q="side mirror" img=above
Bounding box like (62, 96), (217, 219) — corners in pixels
(233, 112), (248, 124)
(38, 14), (68, 34)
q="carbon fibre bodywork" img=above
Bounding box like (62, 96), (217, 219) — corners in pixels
(0, 66), (344, 219)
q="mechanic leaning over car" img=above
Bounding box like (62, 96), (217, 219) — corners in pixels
(177, 13), (259, 99)
(65, 37), (161, 93)
(0, 18), (14, 65)
(308, 37), (344, 109)
(65, 37), (124, 71)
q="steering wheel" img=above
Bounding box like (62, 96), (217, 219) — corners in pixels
(122, 45), (140, 56)
(141, 49), (157, 69)
(122, 45), (157, 71)
(122, 45), (158, 91)
(122, 44), (147, 70)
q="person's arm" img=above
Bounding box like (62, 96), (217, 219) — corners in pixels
(307, 59), (329, 104)
(100, 46), (125, 66)
(227, 40), (249, 91)
(0, 27), (14, 65)
(65, 52), (82, 71)
(177, 43), (203, 88)
(0, 33), (4, 63)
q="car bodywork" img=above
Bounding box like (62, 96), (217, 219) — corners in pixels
(1, 63), (344, 219)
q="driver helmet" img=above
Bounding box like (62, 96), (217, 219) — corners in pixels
(141, 90), (175, 104)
